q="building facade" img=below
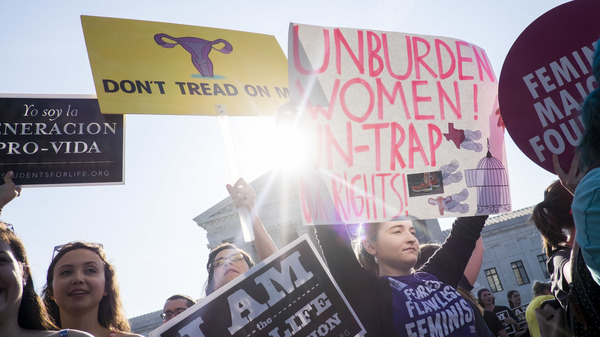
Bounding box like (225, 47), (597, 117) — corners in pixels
(129, 309), (163, 337)
(472, 206), (550, 307)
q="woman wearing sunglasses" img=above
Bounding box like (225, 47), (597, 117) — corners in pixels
(204, 178), (277, 295)
(41, 241), (142, 337)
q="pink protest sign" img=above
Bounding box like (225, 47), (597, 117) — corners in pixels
(289, 23), (509, 224)
(499, 0), (600, 174)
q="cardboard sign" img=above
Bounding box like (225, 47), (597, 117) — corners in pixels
(150, 236), (365, 337)
(289, 23), (508, 223)
(81, 15), (288, 116)
(499, 0), (600, 173)
(0, 95), (124, 186)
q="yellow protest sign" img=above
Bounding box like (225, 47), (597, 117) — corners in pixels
(81, 15), (288, 116)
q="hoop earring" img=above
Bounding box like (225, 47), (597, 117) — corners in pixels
(374, 256), (378, 264)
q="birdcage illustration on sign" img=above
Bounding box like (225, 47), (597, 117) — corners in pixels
(465, 145), (511, 214)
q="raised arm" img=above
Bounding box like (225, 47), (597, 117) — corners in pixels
(463, 236), (484, 286)
(312, 222), (395, 337)
(227, 178), (277, 261)
(0, 171), (22, 216)
(421, 215), (488, 287)
(313, 223), (368, 284)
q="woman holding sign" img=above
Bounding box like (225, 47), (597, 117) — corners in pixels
(314, 215), (487, 337)
(204, 178), (278, 295)
(507, 290), (530, 337)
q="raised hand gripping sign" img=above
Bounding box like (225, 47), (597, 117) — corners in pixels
(150, 236), (365, 337)
(288, 23), (509, 224)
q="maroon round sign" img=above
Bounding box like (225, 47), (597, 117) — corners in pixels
(499, 0), (600, 174)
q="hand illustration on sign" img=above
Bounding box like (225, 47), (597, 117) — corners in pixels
(154, 33), (233, 77)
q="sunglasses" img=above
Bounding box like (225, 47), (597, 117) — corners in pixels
(161, 307), (187, 321)
(209, 252), (246, 269)
(52, 242), (104, 260)
(1, 222), (14, 232)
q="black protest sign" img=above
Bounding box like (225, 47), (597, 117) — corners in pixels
(150, 236), (365, 337)
(0, 96), (123, 186)
(513, 304), (528, 334)
(495, 309), (515, 335)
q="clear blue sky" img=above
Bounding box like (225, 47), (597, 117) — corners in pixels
(0, 0), (568, 318)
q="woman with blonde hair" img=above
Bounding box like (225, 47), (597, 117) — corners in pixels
(524, 282), (553, 337)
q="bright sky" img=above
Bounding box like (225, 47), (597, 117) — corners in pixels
(0, 0), (570, 319)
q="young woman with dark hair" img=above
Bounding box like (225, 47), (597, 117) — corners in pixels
(204, 243), (255, 295)
(314, 215), (488, 336)
(506, 290), (530, 337)
(42, 242), (141, 337)
(506, 290), (520, 309)
(539, 163), (600, 336)
(530, 180), (575, 307)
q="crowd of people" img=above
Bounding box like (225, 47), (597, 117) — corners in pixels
(0, 175), (278, 337)
(2, 38), (600, 337)
(4, 171), (593, 337)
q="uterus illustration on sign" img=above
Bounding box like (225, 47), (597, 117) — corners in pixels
(154, 33), (233, 77)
